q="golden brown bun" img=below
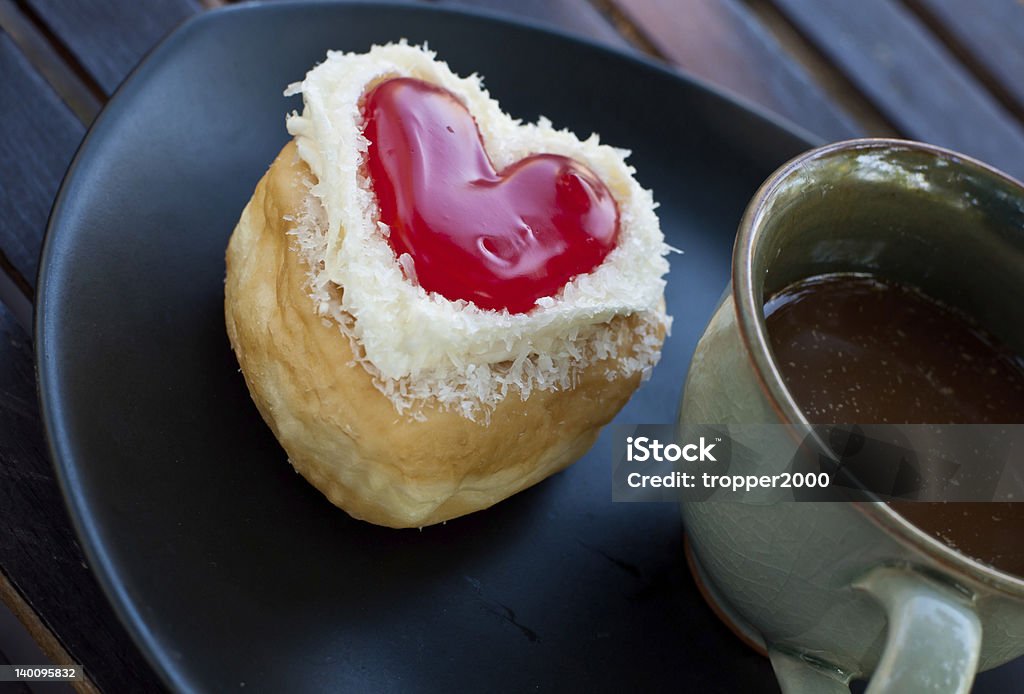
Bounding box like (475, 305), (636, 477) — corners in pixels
(225, 141), (659, 528)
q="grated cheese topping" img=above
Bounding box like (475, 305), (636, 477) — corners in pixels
(283, 43), (672, 420)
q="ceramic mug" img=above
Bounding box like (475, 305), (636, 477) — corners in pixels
(678, 139), (1024, 693)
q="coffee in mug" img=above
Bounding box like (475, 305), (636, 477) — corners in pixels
(765, 271), (1024, 575)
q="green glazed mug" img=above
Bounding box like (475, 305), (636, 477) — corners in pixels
(679, 139), (1024, 693)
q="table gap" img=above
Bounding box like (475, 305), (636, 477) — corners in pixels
(586, 0), (666, 58)
(766, 0), (1024, 181)
(0, 0), (102, 124)
(743, 0), (899, 137)
(0, 257), (32, 334)
(593, 0), (862, 140)
(0, 570), (98, 694)
(901, 0), (1024, 126)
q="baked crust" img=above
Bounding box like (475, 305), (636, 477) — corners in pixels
(225, 141), (659, 527)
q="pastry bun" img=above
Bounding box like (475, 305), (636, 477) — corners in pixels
(224, 44), (670, 528)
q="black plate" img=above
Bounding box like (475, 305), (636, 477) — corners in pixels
(36, 3), (818, 692)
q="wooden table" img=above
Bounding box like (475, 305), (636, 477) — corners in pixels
(1, 1), (1023, 691)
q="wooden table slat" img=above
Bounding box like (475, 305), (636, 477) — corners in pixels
(0, 304), (164, 693)
(908, 0), (1024, 121)
(0, 266), (31, 335)
(0, 0), (101, 125)
(610, 0), (863, 141)
(770, 0), (1024, 181)
(23, 0), (200, 96)
(0, 569), (100, 694)
(436, 0), (633, 50)
(0, 29), (83, 292)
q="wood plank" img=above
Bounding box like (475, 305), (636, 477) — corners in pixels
(431, 0), (633, 50)
(770, 0), (1024, 181)
(0, 0), (101, 124)
(907, 0), (1024, 121)
(0, 263), (31, 335)
(0, 573), (99, 694)
(0, 29), (83, 291)
(608, 0), (862, 140)
(740, 0), (898, 138)
(23, 0), (199, 95)
(0, 306), (164, 693)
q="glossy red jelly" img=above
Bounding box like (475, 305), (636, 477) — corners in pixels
(362, 77), (619, 314)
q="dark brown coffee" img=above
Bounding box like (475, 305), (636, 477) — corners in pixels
(765, 272), (1024, 576)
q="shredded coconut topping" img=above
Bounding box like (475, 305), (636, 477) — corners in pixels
(283, 42), (672, 420)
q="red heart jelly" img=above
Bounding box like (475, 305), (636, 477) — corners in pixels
(362, 77), (619, 314)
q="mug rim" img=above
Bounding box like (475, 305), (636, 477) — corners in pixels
(733, 137), (1024, 596)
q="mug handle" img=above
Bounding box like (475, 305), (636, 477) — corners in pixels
(768, 566), (982, 694)
(856, 566), (982, 694)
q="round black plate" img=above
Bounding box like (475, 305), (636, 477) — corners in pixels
(38, 3), (814, 692)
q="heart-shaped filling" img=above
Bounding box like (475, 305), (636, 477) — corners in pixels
(363, 78), (619, 314)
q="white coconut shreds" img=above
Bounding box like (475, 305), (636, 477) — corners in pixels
(282, 42), (673, 421)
